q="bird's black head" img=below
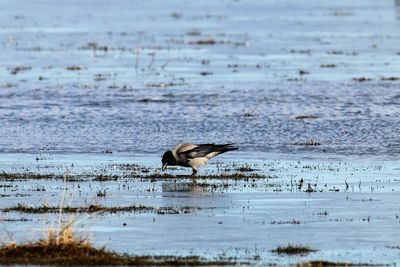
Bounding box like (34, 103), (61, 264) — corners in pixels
(161, 150), (175, 171)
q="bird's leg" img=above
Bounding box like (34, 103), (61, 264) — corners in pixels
(190, 169), (197, 185)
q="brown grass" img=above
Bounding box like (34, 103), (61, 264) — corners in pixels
(0, 235), (235, 266)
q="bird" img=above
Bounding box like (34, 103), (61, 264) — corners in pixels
(161, 143), (238, 176)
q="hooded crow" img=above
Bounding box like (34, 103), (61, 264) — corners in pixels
(161, 143), (238, 176)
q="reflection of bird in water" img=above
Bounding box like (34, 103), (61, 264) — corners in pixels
(162, 181), (207, 194)
(161, 143), (238, 176)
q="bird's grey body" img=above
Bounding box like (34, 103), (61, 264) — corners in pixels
(162, 143), (238, 176)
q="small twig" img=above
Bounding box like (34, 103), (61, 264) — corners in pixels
(161, 60), (170, 70)
(244, 103), (260, 117)
(135, 47), (141, 73)
(147, 52), (157, 69)
(58, 168), (68, 229)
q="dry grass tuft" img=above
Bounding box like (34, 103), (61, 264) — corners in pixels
(0, 220), (236, 265)
(0, 241), (124, 265)
(0, 223), (134, 266)
(0, 238), (236, 265)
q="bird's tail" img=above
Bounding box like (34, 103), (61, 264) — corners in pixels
(217, 144), (239, 154)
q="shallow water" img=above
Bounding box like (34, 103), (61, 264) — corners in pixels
(1, 0), (400, 158)
(1, 0), (400, 265)
(0, 153), (400, 265)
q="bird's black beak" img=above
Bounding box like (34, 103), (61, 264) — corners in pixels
(162, 163), (168, 171)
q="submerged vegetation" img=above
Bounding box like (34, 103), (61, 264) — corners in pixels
(147, 172), (267, 180)
(271, 244), (316, 255)
(0, 169), (268, 181)
(1, 203), (210, 215)
(296, 261), (373, 267)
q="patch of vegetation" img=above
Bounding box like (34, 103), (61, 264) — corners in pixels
(270, 219), (300, 225)
(326, 50), (344, 55)
(93, 174), (119, 181)
(200, 71), (213, 76)
(0, 241), (130, 266)
(0, 172), (58, 180)
(290, 49), (311, 54)
(305, 183), (315, 193)
(96, 189), (107, 197)
(142, 172), (268, 180)
(0, 169), (269, 182)
(186, 29), (201, 36)
(296, 261), (374, 266)
(271, 244), (316, 255)
(1, 203), (209, 215)
(381, 76), (400, 81)
(65, 65), (82, 71)
(299, 70), (309, 75)
(235, 165), (258, 172)
(0, 217), (32, 222)
(189, 39), (217, 45)
(0, 171), (124, 182)
(0, 225), (235, 266)
(9, 66), (32, 75)
(352, 77), (372, 82)
(295, 115), (319, 120)
(243, 110), (257, 117)
(304, 139), (321, 146)
(294, 139), (321, 146)
(320, 64), (336, 68)
(0, 242), (235, 266)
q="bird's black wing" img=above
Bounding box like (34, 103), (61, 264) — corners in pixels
(179, 144), (238, 159)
